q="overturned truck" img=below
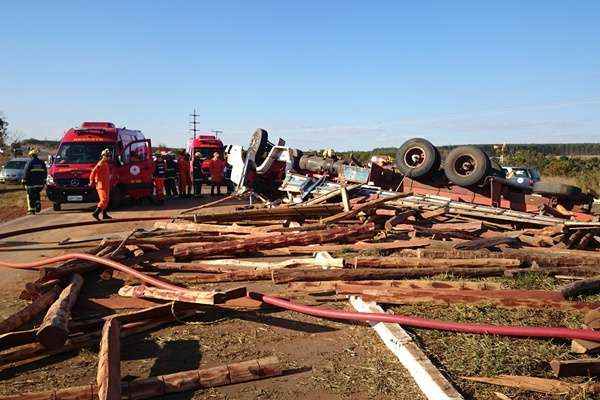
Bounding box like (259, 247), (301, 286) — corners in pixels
(226, 129), (596, 220)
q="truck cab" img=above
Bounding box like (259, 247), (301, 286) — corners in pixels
(186, 134), (224, 178)
(46, 122), (154, 210)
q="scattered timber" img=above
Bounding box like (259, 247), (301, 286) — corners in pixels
(118, 285), (247, 305)
(286, 279), (503, 294)
(264, 239), (431, 256)
(183, 203), (344, 223)
(0, 356), (282, 400)
(348, 256), (521, 269)
(560, 276), (600, 299)
(272, 266), (507, 284)
(36, 274), (84, 350)
(462, 375), (600, 395)
(320, 192), (410, 224)
(97, 318), (121, 400)
(0, 285), (61, 335)
(550, 358), (600, 377)
(173, 223), (374, 260)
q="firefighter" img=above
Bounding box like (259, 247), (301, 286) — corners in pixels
(21, 148), (47, 214)
(177, 151), (192, 198)
(208, 152), (226, 196)
(164, 152), (178, 198)
(89, 148), (112, 220)
(192, 152), (204, 197)
(153, 153), (166, 204)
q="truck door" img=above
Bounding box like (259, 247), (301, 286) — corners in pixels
(119, 139), (154, 197)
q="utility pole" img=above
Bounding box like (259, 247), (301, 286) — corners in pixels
(211, 129), (223, 138)
(189, 109), (200, 139)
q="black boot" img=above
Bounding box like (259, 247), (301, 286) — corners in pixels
(102, 210), (112, 220)
(92, 207), (101, 221)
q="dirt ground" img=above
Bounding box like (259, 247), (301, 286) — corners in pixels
(0, 196), (596, 399)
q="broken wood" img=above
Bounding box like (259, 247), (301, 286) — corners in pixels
(118, 285), (247, 305)
(0, 356), (282, 400)
(97, 318), (121, 400)
(286, 279), (503, 294)
(184, 203), (343, 222)
(36, 273), (84, 350)
(561, 276), (600, 299)
(350, 296), (463, 400)
(272, 266), (507, 284)
(349, 256), (521, 269)
(172, 269), (275, 283)
(152, 255), (343, 272)
(0, 285), (61, 335)
(453, 236), (518, 250)
(264, 238), (431, 256)
(550, 358), (600, 377)
(173, 223), (374, 260)
(338, 286), (596, 310)
(320, 192), (410, 224)
(462, 374), (600, 395)
(154, 221), (261, 234)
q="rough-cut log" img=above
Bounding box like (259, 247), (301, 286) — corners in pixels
(453, 236), (518, 250)
(154, 221), (261, 234)
(571, 339), (600, 354)
(38, 245), (113, 282)
(504, 266), (599, 278)
(286, 279), (503, 294)
(0, 356), (281, 400)
(97, 318), (121, 400)
(348, 256), (521, 269)
(0, 285), (61, 335)
(118, 285), (247, 305)
(0, 330), (36, 352)
(173, 270), (275, 283)
(183, 203), (344, 223)
(152, 255), (343, 272)
(428, 221), (483, 233)
(550, 358), (600, 377)
(264, 238), (431, 256)
(20, 279), (61, 301)
(462, 375), (600, 395)
(337, 286), (597, 311)
(320, 193), (410, 224)
(36, 274), (84, 350)
(561, 277), (600, 299)
(350, 297), (464, 400)
(0, 311), (198, 369)
(272, 266), (507, 284)
(419, 208), (447, 220)
(173, 223), (374, 260)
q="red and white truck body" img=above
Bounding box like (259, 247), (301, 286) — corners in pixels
(186, 133), (224, 177)
(46, 122), (154, 210)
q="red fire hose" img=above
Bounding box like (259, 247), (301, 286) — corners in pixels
(1, 253), (599, 342)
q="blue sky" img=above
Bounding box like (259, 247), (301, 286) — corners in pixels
(1, 1), (599, 150)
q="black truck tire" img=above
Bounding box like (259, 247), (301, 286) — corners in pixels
(248, 129), (271, 166)
(53, 203), (61, 211)
(532, 181), (581, 198)
(395, 138), (440, 178)
(443, 146), (491, 186)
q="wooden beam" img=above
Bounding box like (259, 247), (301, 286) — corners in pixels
(0, 285), (61, 334)
(263, 238), (431, 256)
(97, 318), (121, 400)
(349, 256), (521, 269)
(0, 356), (282, 400)
(286, 279), (502, 294)
(461, 375), (600, 395)
(550, 358), (600, 377)
(320, 192), (410, 224)
(36, 274), (84, 350)
(118, 285), (247, 305)
(560, 276), (600, 299)
(350, 296), (463, 400)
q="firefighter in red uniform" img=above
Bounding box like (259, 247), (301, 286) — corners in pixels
(153, 153), (166, 204)
(177, 151), (192, 198)
(208, 152), (226, 196)
(89, 148), (112, 220)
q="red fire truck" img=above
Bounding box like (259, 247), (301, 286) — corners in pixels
(186, 133), (224, 177)
(46, 122), (154, 211)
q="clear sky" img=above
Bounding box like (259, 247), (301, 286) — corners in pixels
(1, 1), (600, 150)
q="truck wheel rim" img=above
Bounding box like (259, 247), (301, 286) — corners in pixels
(404, 146), (427, 168)
(454, 155), (476, 176)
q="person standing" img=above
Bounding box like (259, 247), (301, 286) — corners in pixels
(192, 152), (204, 197)
(153, 153), (166, 204)
(89, 148), (112, 220)
(164, 152), (178, 198)
(208, 152), (226, 196)
(177, 151), (192, 198)
(21, 148), (47, 214)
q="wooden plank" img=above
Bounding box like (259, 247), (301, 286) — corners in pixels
(286, 279), (503, 294)
(263, 239), (431, 256)
(0, 286), (61, 334)
(97, 318), (121, 400)
(461, 375), (599, 395)
(320, 192), (410, 224)
(117, 285), (247, 305)
(350, 296), (463, 400)
(550, 358), (600, 377)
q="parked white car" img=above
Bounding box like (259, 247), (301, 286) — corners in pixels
(0, 157), (29, 183)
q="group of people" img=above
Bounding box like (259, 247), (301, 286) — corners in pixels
(152, 150), (230, 203)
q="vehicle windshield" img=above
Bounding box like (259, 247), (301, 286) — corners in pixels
(3, 161), (26, 170)
(194, 147), (217, 158)
(55, 143), (114, 164)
